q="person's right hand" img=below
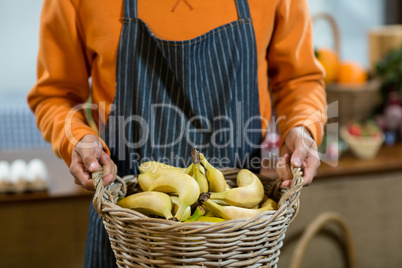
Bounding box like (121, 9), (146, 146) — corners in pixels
(70, 134), (117, 191)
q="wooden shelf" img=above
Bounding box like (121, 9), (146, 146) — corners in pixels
(317, 143), (402, 178)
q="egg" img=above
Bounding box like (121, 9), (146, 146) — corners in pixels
(0, 161), (10, 183)
(27, 159), (49, 183)
(10, 159), (28, 183)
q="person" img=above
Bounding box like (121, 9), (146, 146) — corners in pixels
(28, 0), (327, 266)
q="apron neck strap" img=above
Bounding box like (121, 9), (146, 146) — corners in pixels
(124, 0), (251, 20)
(124, 0), (138, 18)
(234, 0), (251, 20)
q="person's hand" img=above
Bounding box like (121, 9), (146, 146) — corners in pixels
(276, 126), (320, 187)
(70, 134), (117, 191)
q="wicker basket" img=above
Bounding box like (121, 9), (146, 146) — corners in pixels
(312, 13), (381, 126)
(92, 167), (303, 267)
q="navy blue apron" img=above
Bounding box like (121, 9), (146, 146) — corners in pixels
(85, 0), (262, 266)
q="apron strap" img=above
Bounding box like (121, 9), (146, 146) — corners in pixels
(123, 0), (251, 20)
(234, 0), (252, 20)
(124, 0), (138, 19)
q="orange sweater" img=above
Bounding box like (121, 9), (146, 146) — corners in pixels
(28, 0), (327, 166)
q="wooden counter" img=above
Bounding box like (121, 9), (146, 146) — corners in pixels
(0, 148), (92, 268)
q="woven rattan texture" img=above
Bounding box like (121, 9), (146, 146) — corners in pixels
(92, 168), (303, 267)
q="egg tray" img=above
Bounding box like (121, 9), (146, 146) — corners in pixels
(0, 179), (49, 194)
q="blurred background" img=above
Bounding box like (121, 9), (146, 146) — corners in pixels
(1, 0), (402, 267)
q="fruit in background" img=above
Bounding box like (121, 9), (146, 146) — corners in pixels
(117, 191), (176, 220)
(337, 61), (367, 85)
(347, 123), (362, 136)
(347, 121), (382, 138)
(208, 169), (264, 208)
(149, 172), (200, 221)
(316, 48), (340, 84)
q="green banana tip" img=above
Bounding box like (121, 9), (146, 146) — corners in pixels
(196, 205), (206, 215)
(197, 192), (211, 204)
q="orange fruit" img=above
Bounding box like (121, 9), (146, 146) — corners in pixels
(316, 48), (340, 84)
(337, 61), (367, 85)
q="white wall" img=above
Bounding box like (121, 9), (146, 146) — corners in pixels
(0, 0), (42, 94)
(309, 0), (385, 68)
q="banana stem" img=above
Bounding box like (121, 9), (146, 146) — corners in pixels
(191, 147), (200, 164)
(184, 206), (205, 222)
(198, 192), (211, 204)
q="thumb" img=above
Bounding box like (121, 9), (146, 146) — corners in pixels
(76, 147), (101, 172)
(290, 139), (312, 168)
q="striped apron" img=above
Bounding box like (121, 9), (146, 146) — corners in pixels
(85, 0), (262, 266)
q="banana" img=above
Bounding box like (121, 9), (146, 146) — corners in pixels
(208, 169), (264, 208)
(139, 161), (187, 176)
(198, 193), (278, 220)
(184, 206), (205, 222)
(149, 172), (200, 221)
(171, 196), (191, 221)
(139, 161), (205, 177)
(199, 153), (227, 192)
(192, 161), (209, 193)
(196, 216), (226, 223)
(138, 172), (158, 191)
(117, 191), (176, 220)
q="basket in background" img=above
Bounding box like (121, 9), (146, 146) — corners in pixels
(312, 13), (381, 127)
(92, 167), (303, 267)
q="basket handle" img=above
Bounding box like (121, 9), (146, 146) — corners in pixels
(289, 211), (356, 268)
(277, 166), (304, 214)
(92, 167), (107, 218)
(312, 12), (341, 56)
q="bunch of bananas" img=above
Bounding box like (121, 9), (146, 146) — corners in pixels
(117, 148), (278, 222)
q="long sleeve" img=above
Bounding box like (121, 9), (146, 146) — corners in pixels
(27, 0), (108, 166)
(268, 0), (327, 146)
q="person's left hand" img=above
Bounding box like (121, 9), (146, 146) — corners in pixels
(276, 126), (320, 187)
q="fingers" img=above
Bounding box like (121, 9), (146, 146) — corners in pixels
(75, 140), (102, 173)
(301, 146), (320, 186)
(69, 135), (105, 191)
(99, 151), (117, 186)
(276, 153), (292, 181)
(70, 150), (95, 191)
(290, 135), (314, 169)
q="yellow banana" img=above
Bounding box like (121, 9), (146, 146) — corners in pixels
(117, 191), (176, 220)
(139, 161), (187, 176)
(139, 161), (205, 176)
(208, 169), (264, 208)
(138, 172), (158, 191)
(196, 216), (226, 223)
(149, 172), (200, 221)
(199, 193), (277, 220)
(199, 153), (227, 192)
(192, 161), (209, 193)
(171, 196), (191, 221)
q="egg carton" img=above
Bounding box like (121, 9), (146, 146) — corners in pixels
(0, 159), (49, 193)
